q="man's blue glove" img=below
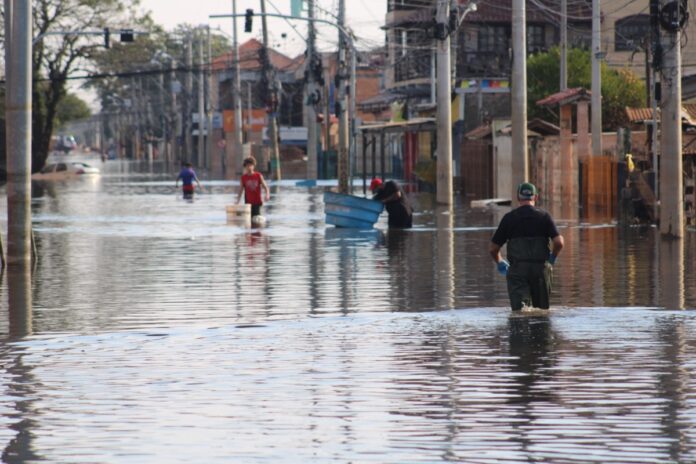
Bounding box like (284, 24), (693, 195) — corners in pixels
(497, 259), (510, 276)
(548, 252), (557, 265)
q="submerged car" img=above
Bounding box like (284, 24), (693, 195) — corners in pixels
(32, 162), (100, 180)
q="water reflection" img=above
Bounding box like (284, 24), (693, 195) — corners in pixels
(7, 267), (32, 338)
(0, 162), (694, 461)
(659, 238), (685, 309)
(435, 207), (454, 310)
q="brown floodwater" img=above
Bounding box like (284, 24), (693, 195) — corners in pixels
(0, 159), (694, 463)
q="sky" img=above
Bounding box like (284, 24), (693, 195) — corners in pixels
(138, 0), (388, 57)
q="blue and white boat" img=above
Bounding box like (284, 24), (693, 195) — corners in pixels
(324, 191), (384, 229)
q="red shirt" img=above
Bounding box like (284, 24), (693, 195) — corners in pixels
(241, 172), (264, 205)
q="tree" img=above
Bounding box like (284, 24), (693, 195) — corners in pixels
(29, 0), (147, 172)
(88, 24), (231, 159)
(55, 92), (91, 129)
(0, 0), (145, 174)
(527, 47), (645, 130)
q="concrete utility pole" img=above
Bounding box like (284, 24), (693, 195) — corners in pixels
(349, 43), (357, 194)
(5, 0), (32, 267)
(197, 28), (206, 167)
(511, 0), (528, 199)
(435, 0), (453, 205)
(185, 35), (194, 161)
(591, 0), (602, 156)
(232, 0), (244, 173)
(306, 0), (319, 180)
(560, 0), (568, 91)
(659, 17), (684, 237)
(170, 59), (179, 163)
(206, 26), (214, 170)
(337, 0), (350, 193)
(260, 0), (281, 180)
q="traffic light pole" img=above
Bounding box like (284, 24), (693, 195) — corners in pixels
(259, 0), (282, 180)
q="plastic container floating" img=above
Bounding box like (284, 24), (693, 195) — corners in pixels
(226, 204), (251, 227)
(324, 191), (384, 229)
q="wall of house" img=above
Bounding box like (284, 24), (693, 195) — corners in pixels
(602, 0), (696, 77)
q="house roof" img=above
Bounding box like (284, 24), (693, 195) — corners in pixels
(536, 87), (592, 107)
(625, 107), (658, 123)
(358, 118), (436, 134)
(211, 39), (299, 73)
(465, 118), (554, 139)
(357, 92), (406, 112)
(625, 104), (696, 126)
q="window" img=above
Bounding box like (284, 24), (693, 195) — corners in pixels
(615, 15), (650, 51)
(478, 25), (509, 54)
(527, 24), (546, 53)
(56, 163), (67, 172)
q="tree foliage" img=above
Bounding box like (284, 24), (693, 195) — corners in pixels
(87, 24), (230, 157)
(0, 0), (145, 173)
(55, 93), (92, 129)
(527, 47), (646, 130)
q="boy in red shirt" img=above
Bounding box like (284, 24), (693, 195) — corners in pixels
(236, 156), (270, 217)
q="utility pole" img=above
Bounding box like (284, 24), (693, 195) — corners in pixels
(337, 0), (350, 193)
(185, 35), (194, 162)
(511, 0), (528, 200)
(306, 0), (319, 180)
(659, 8), (683, 237)
(232, 0), (244, 173)
(349, 42), (357, 194)
(591, 0), (602, 156)
(435, 0), (453, 205)
(260, 0), (281, 180)
(206, 26), (214, 170)
(247, 81), (253, 143)
(170, 59), (179, 163)
(197, 28), (206, 168)
(560, 0), (568, 91)
(5, 0), (32, 267)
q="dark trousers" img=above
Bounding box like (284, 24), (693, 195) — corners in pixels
(506, 262), (553, 310)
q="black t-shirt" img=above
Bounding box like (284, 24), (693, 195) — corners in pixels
(374, 181), (413, 228)
(491, 205), (559, 246)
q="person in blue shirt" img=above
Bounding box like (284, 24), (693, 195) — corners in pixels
(175, 162), (202, 199)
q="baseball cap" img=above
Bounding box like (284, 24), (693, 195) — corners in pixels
(517, 182), (538, 200)
(370, 177), (383, 191)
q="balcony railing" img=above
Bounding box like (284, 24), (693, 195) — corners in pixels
(394, 49), (432, 83)
(456, 51), (511, 78)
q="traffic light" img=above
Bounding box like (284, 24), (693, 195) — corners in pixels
(104, 27), (110, 48)
(244, 9), (254, 33)
(120, 29), (134, 43)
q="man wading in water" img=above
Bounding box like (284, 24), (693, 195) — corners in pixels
(489, 182), (564, 311)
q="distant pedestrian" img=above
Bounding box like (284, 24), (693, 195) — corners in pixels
(489, 182), (564, 311)
(176, 162), (202, 199)
(371, 178), (413, 229)
(237, 156), (270, 217)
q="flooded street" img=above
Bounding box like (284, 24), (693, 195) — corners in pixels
(0, 160), (696, 462)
